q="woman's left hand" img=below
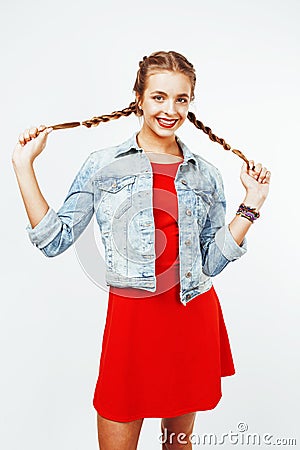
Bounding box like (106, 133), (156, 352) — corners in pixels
(240, 160), (271, 209)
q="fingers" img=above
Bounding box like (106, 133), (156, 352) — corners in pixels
(29, 127), (39, 138)
(251, 162), (262, 180)
(248, 160), (255, 171)
(18, 124), (48, 146)
(253, 163), (271, 184)
(241, 161), (249, 172)
(258, 166), (268, 183)
(243, 160), (271, 184)
(262, 170), (271, 184)
(18, 132), (25, 146)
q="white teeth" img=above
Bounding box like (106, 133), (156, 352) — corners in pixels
(157, 118), (177, 126)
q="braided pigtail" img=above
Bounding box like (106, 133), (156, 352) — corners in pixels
(81, 101), (138, 128)
(48, 101), (138, 130)
(187, 111), (250, 168)
(45, 51), (250, 169)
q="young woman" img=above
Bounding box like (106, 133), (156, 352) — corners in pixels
(12, 51), (270, 450)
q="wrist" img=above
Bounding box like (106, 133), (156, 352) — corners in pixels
(12, 157), (34, 172)
(242, 193), (265, 211)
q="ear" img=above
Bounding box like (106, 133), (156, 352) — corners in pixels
(135, 95), (143, 116)
(135, 94), (142, 109)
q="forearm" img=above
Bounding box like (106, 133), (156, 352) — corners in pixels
(13, 160), (49, 228)
(228, 192), (265, 246)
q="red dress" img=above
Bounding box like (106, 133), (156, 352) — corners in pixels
(93, 160), (235, 422)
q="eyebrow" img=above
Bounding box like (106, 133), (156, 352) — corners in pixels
(150, 90), (190, 98)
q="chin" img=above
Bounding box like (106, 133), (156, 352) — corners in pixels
(151, 123), (182, 138)
(154, 128), (176, 138)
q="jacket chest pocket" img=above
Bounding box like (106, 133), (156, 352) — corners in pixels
(94, 175), (137, 220)
(191, 188), (214, 226)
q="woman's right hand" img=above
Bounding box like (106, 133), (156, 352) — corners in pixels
(12, 125), (53, 168)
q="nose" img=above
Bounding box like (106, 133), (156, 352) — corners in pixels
(163, 100), (177, 116)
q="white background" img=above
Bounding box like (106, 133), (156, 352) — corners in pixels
(1, 0), (299, 448)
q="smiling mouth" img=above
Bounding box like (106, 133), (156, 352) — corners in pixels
(156, 118), (178, 128)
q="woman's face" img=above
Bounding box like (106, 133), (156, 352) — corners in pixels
(137, 70), (192, 139)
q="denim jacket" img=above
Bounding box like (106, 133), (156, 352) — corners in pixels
(26, 132), (247, 306)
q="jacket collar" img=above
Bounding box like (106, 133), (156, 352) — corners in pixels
(115, 132), (198, 167)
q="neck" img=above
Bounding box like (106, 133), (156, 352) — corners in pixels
(137, 127), (182, 157)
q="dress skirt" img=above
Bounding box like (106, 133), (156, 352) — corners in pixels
(93, 160), (235, 422)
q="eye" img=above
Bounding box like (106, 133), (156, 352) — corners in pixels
(177, 97), (188, 103)
(153, 95), (164, 102)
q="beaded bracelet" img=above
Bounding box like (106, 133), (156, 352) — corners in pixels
(236, 203), (260, 223)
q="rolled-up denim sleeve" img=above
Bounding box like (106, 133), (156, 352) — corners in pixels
(200, 168), (247, 277)
(25, 153), (95, 257)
